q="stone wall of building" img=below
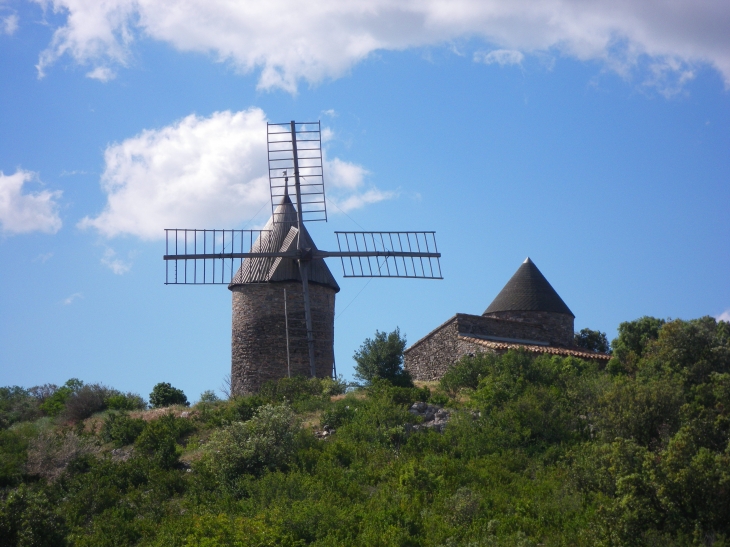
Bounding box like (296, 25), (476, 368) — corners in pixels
(482, 310), (574, 347)
(231, 281), (336, 394)
(455, 314), (550, 342)
(404, 313), (576, 381)
(403, 318), (461, 382)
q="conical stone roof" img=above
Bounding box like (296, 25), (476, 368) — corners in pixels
(228, 195), (340, 292)
(484, 257), (573, 317)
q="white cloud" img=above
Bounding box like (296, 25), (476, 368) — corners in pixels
(86, 65), (116, 81)
(32, 0), (730, 91)
(0, 170), (62, 234)
(326, 157), (368, 190)
(474, 49), (524, 66)
(331, 188), (397, 213)
(717, 310), (730, 324)
(63, 292), (83, 305)
(79, 108), (389, 239)
(1, 13), (18, 35)
(474, 49), (525, 66)
(101, 247), (131, 274)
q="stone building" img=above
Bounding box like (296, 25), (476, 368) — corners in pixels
(228, 195), (340, 395)
(404, 257), (610, 381)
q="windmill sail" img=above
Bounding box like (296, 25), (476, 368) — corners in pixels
(267, 121), (327, 223)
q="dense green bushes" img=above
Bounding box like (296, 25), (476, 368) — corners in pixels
(1, 316), (729, 546)
(148, 383), (188, 408)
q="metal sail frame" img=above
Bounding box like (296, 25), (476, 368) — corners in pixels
(163, 120), (443, 379)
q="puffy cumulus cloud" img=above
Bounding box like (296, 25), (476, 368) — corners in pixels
(717, 310), (730, 324)
(0, 170), (62, 234)
(78, 108), (270, 239)
(79, 108), (391, 239)
(326, 157), (368, 190)
(324, 156), (395, 213)
(33, 0), (730, 90)
(474, 49), (524, 66)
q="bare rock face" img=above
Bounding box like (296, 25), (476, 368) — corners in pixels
(313, 424), (336, 440)
(407, 402), (450, 432)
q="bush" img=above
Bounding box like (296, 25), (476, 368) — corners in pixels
(134, 414), (192, 469)
(201, 404), (297, 482)
(439, 353), (494, 395)
(105, 392), (146, 411)
(62, 384), (111, 422)
(0, 429), (28, 487)
(353, 328), (413, 387)
(25, 430), (98, 481)
(320, 399), (358, 429)
(101, 413), (146, 447)
(198, 390), (219, 404)
(0, 386), (40, 429)
(39, 379), (83, 417)
(149, 383), (189, 408)
(0, 484), (67, 547)
(574, 328), (611, 353)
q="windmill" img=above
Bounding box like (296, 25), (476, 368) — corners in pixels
(163, 121), (442, 394)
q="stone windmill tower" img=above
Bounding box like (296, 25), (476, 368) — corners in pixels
(228, 194), (340, 393)
(163, 121), (443, 395)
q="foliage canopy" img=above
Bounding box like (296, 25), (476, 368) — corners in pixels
(2, 316), (730, 546)
(353, 327), (413, 387)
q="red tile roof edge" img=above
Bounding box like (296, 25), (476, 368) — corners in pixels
(457, 335), (612, 360)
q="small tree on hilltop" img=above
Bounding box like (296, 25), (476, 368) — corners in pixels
(574, 328), (611, 353)
(353, 328), (412, 387)
(149, 382), (189, 408)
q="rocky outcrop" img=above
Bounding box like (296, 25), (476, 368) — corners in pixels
(407, 402), (450, 432)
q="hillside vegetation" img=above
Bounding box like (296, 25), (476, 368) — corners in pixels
(1, 316), (729, 546)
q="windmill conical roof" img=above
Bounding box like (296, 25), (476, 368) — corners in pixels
(484, 257), (573, 317)
(228, 194), (340, 292)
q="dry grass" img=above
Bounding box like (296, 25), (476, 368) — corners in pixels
(26, 430), (99, 481)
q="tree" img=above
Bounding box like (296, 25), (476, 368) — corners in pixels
(574, 328), (611, 353)
(353, 328), (412, 387)
(149, 382), (189, 408)
(611, 316), (665, 365)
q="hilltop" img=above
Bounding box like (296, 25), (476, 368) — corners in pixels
(1, 316), (729, 546)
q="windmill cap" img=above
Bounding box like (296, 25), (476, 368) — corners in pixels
(484, 257), (574, 317)
(228, 193), (340, 292)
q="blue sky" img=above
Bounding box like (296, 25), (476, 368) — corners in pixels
(1, 0), (729, 401)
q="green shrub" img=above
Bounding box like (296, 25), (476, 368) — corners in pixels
(353, 328), (413, 387)
(222, 395), (265, 423)
(149, 383), (189, 408)
(134, 414), (193, 468)
(201, 404), (296, 483)
(428, 392), (449, 406)
(574, 328), (611, 353)
(0, 484), (67, 547)
(62, 384), (112, 422)
(0, 429), (28, 487)
(320, 399), (358, 429)
(368, 379), (430, 407)
(0, 386), (40, 429)
(101, 413), (146, 447)
(198, 390), (219, 404)
(105, 392), (146, 411)
(39, 378), (83, 417)
(440, 353), (494, 395)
